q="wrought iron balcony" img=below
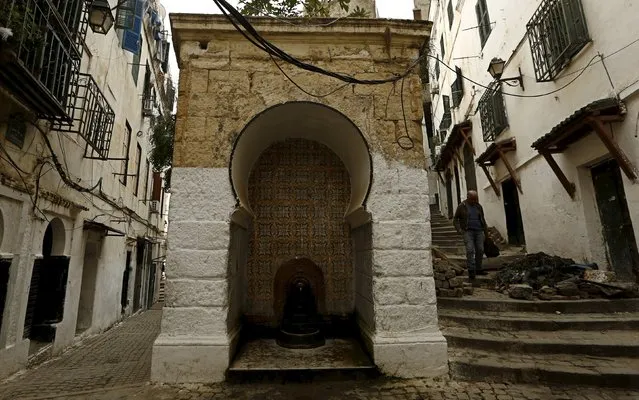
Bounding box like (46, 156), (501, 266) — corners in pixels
(53, 73), (115, 159)
(1, 0), (115, 159)
(0, 0), (87, 120)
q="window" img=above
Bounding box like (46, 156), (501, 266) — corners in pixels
(527, 0), (590, 82)
(131, 36), (143, 85)
(434, 59), (440, 81)
(142, 64), (155, 115)
(5, 115), (26, 148)
(122, 0), (145, 54)
(440, 36), (446, 59)
(439, 95), (452, 130)
(115, 0), (136, 30)
(121, 122), (132, 185)
(143, 159), (150, 204)
(447, 1), (454, 29)
(451, 67), (464, 107)
(134, 144), (142, 196)
(478, 83), (508, 142)
(475, 0), (492, 48)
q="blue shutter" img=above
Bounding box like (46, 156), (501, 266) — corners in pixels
(122, 0), (146, 54)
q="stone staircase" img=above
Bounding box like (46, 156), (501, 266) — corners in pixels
(430, 205), (465, 256)
(439, 296), (639, 388)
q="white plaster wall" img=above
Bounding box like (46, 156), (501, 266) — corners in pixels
(428, 0), (639, 264)
(0, 0), (172, 378)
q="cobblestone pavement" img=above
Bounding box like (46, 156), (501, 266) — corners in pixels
(0, 309), (161, 400)
(1, 307), (638, 400)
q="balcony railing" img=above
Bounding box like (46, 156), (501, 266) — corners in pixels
(0, 0), (87, 120)
(53, 73), (115, 159)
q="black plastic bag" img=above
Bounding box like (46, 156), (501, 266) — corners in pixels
(484, 236), (500, 258)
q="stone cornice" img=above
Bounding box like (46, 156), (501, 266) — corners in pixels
(170, 14), (431, 61)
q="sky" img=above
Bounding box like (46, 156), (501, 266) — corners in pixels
(158, 0), (416, 81)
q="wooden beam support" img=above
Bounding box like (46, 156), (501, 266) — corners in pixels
(480, 164), (501, 197)
(459, 128), (475, 155)
(437, 171), (445, 185)
(540, 151), (576, 199)
(497, 149), (523, 194)
(454, 149), (464, 166)
(587, 117), (638, 181)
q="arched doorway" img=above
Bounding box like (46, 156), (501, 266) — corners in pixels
(24, 218), (69, 353)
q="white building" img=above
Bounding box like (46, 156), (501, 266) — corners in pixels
(421, 0), (639, 281)
(0, 0), (173, 378)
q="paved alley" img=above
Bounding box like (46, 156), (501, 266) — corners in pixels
(0, 309), (161, 400)
(0, 307), (638, 399)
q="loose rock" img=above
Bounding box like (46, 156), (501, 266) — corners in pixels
(509, 284), (533, 300)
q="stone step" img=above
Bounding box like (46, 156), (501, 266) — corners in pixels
(438, 298), (639, 314)
(432, 245), (466, 255)
(449, 349), (639, 388)
(439, 310), (639, 331)
(432, 238), (464, 246)
(443, 328), (639, 358)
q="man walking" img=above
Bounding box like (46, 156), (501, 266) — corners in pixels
(453, 190), (488, 280)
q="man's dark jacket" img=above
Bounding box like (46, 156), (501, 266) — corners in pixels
(453, 200), (488, 233)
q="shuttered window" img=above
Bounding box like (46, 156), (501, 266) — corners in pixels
(122, 0), (146, 54)
(451, 67), (464, 107)
(475, 0), (491, 48)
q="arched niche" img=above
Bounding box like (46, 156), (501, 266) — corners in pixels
(230, 101), (372, 217)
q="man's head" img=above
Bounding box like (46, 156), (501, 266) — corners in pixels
(467, 190), (479, 204)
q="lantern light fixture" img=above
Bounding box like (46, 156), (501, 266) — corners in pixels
(88, 0), (115, 35)
(487, 57), (525, 91)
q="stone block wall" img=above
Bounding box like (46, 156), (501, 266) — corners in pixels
(153, 15), (446, 383)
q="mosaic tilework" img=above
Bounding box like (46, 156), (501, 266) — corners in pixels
(246, 139), (353, 320)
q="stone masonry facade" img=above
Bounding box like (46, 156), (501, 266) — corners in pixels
(153, 15), (446, 382)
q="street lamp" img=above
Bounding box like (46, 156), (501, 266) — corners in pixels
(487, 57), (524, 91)
(88, 0), (115, 35)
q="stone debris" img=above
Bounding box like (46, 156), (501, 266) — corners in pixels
(494, 252), (639, 300)
(508, 284), (533, 300)
(432, 248), (473, 298)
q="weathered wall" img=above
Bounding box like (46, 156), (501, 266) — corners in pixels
(154, 15), (445, 383)
(0, 0), (170, 379)
(428, 0), (639, 267)
(246, 139), (352, 321)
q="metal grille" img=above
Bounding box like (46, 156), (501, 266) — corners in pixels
(478, 83), (508, 142)
(54, 73), (115, 159)
(527, 0), (590, 82)
(0, 0), (87, 120)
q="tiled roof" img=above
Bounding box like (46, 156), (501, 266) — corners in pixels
(532, 98), (624, 151)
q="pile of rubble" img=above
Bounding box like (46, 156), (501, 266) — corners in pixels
(433, 249), (473, 298)
(495, 252), (639, 301)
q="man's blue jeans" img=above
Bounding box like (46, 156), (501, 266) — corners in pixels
(463, 230), (485, 278)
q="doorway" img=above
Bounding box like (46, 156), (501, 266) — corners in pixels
(502, 179), (526, 246)
(454, 164), (462, 207)
(446, 171), (454, 219)
(121, 251), (132, 313)
(464, 145), (477, 191)
(76, 233), (102, 334)
(133, 240), (144, 312)
(591, 159), (639, 281)
(24, 219), (69, 353)
(0, 258), (10, 335)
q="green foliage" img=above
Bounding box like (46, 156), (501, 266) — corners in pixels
(2, 3), (45, 51)
(238, 0), (368, 18)
(150, 113), (175, 189)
